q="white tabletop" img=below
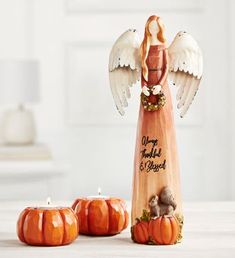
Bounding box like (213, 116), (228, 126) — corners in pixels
(0, 201), (234, 258)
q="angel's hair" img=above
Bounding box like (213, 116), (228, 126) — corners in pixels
(140, 15), (166, 81)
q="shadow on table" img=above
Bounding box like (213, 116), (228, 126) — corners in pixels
(77, 235), (133, 245)
(114, 237), (133, 244)
(0, 239), (25, 248)
(0, 237), (134, 248)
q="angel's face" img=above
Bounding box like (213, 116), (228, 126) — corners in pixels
(148, 20), (159, 36)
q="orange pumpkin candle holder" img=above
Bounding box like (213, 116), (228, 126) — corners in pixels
(17, 207), (79, 246)
(72, 197), (129, 236)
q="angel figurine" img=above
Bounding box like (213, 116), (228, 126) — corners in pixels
(109, 15), (203, 245)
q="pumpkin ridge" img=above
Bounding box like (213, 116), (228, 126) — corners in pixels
(160, 217), (165, 244)
(68, 207), (79, 234)
(44, 209), (64, 246)
(72, 208), (79, 233)
(156, 216), (163, 244)
(106, 200), (112, 235)
(41, 210), (45, 245)
(169, 216), (178, 244)
(71, 199), (78, 210)
(162, 217), (173, 245)
(120, 205), (126, 232)
(139, 222), (149, 243)
(25, 209), (44, 245)
(169, 217), (174, 244)
(106, 199), (125, 235)
(134, 224), (142, 243)
(89, 200), (109, 235)
(75, 200), (81, 232)
(58, 209), (66, 245)
(86, 200), (92, 234)
(73, 201), (80, 229)
(18, 208), (30, 243)
(132, 225), (139, 243)
(118, 199), (128, 230)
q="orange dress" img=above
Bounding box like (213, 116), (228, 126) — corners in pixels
(131, 45), (183, 224)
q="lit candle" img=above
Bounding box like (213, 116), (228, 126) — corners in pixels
(46, 196), (52, 207)
(87, 187), (109, 199)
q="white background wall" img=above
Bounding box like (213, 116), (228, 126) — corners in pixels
(0, 0), (233, 201)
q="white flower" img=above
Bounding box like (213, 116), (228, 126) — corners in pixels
(152, 85), (162, 95)
(142, 86), (150, 96)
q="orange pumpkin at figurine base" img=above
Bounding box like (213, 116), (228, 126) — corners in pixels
(72, 197), (129, 236)
(149, 216), (179, 245)
(17, 207), (79, 246)
(131, 220), (149, 244)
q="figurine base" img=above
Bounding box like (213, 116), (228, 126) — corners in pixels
(131, 210), (183, 245)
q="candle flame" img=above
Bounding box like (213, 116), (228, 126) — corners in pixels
(47, 197), (51, 205)
(98, 187), (101, 196)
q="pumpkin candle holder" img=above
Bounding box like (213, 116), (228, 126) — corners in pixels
(17, 199), (79, 246)
(72, 189), (129, 236)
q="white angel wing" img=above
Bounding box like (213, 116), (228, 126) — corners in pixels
(168, 31), (203, 117)
(109, 29), (141, 115)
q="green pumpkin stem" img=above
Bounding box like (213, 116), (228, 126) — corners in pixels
(139, 209), (151, 222)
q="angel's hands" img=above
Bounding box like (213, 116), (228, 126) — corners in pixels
(152, 85), (162, 95)
(142, 86), (150, 96)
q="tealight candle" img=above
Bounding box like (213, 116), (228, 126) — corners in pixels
(72, 188), (129, 236)
(87, 187), (109, 199)
(17, 198), (79, 246)
(46, 196), (52, 206)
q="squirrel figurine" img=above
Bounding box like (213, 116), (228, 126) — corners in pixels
(149, 187), (177, 217)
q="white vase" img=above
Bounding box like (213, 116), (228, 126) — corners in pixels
(2, 106), (36, 145)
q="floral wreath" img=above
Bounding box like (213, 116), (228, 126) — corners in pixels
(141, 89), (166, 111)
